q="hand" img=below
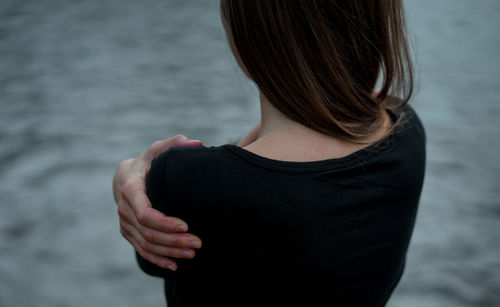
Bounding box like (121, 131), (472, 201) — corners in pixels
(113, 135), (203, 271)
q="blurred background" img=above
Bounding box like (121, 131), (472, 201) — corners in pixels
(0, 0), (499, 306)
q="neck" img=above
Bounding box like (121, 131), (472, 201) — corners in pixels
(258, 92), (286, 137)
(242, 91), (391, 162)
(258, 92), (315, 139)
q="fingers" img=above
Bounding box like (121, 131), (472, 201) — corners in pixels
(131, 202), (190, 233)
(139, 238), (196, 260)
(115, 134), (205, 271)
(120, 218), (197, 267)
(121, 181), (191, 233)
(138, 209), (190, 233)
(120, 223), (180, 271)
(118, 199), (201, 251)
(136, 245), (179, 271)
(137, 225), (202, 249)
(121, 134), (203, 231)
(126, 186), (154, 216)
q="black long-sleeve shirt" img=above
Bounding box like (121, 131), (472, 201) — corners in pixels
(136, 105), (426, 307)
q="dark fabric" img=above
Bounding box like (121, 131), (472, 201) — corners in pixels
(136, 105), (426, 307)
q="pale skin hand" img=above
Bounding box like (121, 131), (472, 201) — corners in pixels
(113, 135), (204, 271)
(113, 129), (260, 271)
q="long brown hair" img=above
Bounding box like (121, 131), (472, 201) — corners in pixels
(220, 0), (414, 143)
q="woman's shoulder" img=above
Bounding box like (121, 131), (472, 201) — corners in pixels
(157, 144), (232, 163)
(153, 101), (425, 174)
(153, 144), (237, 176)
(389, 100), (426, 140)
(147, 145), (234, 205)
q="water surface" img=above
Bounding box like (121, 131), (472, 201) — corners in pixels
(0, 1), (499, 306)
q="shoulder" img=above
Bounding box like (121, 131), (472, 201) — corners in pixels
(146, 145), (234, 212)
(151, 145), (239, 187)
(384, 103), (426, 182)
(392, 102), (426, 140)
(382, 102), (426, 161)
(154, 144), (233, 168)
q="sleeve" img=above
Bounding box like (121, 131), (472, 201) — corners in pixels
(135, 150), (175, 278)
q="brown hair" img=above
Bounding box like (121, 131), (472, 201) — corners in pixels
(220, 0), (414, 143)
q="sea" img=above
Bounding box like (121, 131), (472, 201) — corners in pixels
(0, 0), (499, 306)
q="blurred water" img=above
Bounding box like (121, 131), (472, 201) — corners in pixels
(0, 1), (499, 306)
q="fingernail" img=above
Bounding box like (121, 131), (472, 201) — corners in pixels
(167, 264), (176, 271)
(181, 250), (193, 258)
(188, 241), (202, 248)
(176, 224), (188, 232)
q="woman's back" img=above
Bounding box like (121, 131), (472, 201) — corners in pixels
(128, 1), (423, 305)
(137, 104), (426, 306)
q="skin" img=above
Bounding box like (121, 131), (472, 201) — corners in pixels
(244, 92), (391, 162)
(220, 10), (391, 161)
(113, 9), (390, 271)
(113, 134), (260, 271)
(113, 98), (389, 272)
(113, 136), (204, 271)
(112, 8), (262, 272)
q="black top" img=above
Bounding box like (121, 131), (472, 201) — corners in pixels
(136, 105), (426, 307)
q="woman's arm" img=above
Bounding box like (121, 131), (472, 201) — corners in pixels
(113, 135), (203, 271)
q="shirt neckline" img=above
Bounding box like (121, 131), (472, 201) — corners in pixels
(222, 108), (400, 173)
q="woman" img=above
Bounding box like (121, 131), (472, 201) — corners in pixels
(113, 1), (425, 306)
